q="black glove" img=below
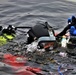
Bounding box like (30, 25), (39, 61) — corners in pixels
(56, 35), (62, 42)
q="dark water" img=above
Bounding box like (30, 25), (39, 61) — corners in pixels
(0, 0), (76, 75)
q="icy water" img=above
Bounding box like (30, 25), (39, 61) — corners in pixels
(0, 0), (76, 75)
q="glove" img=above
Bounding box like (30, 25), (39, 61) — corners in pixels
(56, 35), (62, 42)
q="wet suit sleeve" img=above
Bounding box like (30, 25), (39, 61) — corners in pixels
(56, 24), (71, 37)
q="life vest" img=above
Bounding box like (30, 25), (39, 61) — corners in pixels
(70, 26), (76, 36)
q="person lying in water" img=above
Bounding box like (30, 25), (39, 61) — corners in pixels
(26, 21), (55, 44)
(26, 21), (59, 51)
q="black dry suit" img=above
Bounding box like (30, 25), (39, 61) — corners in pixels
(27, 22), (55, 44)
(56, 16), (76, 37)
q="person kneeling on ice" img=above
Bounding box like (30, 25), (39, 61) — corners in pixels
(26, 22), (58, 52)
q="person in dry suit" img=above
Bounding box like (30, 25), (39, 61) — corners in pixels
(56, 15), (76, 37)
(26, 22), (55, 44)
(56, 15), (76, 51)
(26, 22), (57, 51)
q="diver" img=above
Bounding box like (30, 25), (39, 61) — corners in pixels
(56, 15), (76, 37)
(56, 15), (76, 49)
(26, 22), (55, 44)
(26, 21), (57, 51)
